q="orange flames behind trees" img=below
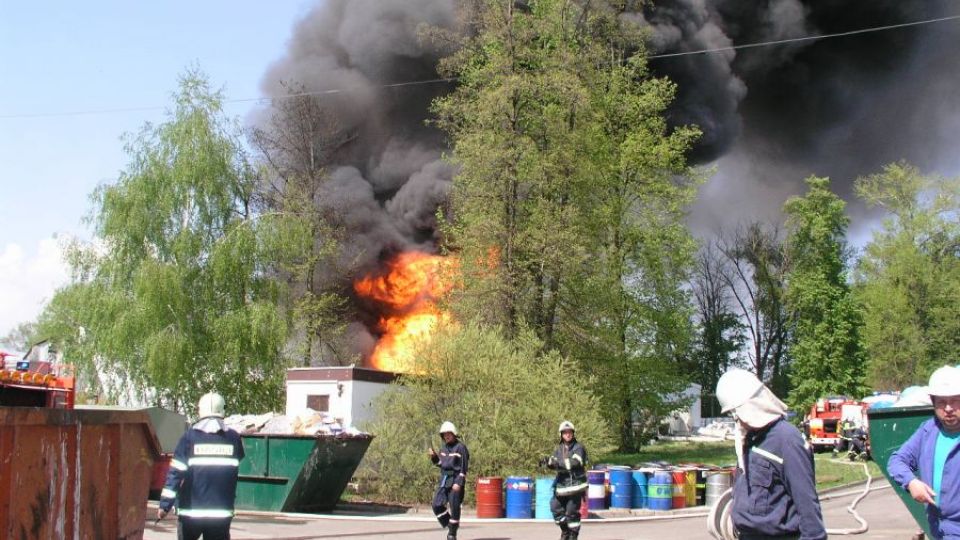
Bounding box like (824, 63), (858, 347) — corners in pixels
(353, 251), (456, 372)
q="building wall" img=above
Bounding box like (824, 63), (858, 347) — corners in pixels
(285, 378), (392, 428)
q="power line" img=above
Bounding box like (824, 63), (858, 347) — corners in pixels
(648, 13), (960, 59)
(1, 13), (958, 120)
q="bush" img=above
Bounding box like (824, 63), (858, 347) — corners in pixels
(358, 322), (615, 504)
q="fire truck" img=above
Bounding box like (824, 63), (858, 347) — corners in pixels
(0, 343), (75, 409)
(804, 396), (868, 452)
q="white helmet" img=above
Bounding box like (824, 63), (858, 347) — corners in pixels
(198, 392), (225, 418)
(439, 421), (458, 436)
(929, 366), (960, 397)
(558, 420), (575, 434)
(716, 368), (764, 413)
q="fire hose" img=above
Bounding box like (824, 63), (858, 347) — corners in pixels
(707, 461), (876, 539)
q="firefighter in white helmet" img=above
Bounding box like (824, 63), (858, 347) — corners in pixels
(716, 369), (826, 540)
(158, 392), (245, 540)
(540, 420), (588, 540)
(889, 365), (960, 539)
(428, 421), (470, 540)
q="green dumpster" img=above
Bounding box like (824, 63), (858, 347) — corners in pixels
(868, 405), (934, 538)
(236, 433), (374, 512)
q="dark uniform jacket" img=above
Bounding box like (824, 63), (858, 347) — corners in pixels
(548, 439), (588, 495)
(732, 417), (827, 540)
(160, 422), (245, 518)
(431, 439), (470, 488)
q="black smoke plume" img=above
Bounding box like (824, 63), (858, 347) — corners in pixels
(256, 0), (960, 362)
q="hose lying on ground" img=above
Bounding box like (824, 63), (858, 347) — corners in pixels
(707, 460), (875, 539)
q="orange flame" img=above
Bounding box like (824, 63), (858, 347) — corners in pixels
(353, 251), (456, 372)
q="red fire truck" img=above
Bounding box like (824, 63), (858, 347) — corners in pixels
(0, 344), (75, 409)
(804, 396), (868, 452)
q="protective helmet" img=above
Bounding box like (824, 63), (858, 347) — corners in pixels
(558, 420), (575, 434)
(198, 392), (225, 419)
(716, 368), (764, 413)
(439, 421), (458, 436)
(929, 366), (960, 397)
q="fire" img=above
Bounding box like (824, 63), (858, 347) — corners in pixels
(353, 251), (456, 372)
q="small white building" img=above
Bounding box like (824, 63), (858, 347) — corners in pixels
(285, 365), (399, 429)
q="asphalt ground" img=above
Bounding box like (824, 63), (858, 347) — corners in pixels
(144, 479), (923, 540)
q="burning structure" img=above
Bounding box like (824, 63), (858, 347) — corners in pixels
(253, 0), (960, 370)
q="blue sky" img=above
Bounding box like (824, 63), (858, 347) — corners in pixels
(0, 1), (313, 339)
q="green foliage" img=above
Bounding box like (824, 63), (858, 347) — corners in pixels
(854, 162), (960, 389)
(35, 70), (294, 414)
(432, 0), (701, 450)
(783, 176), (868, 411)
(360, 322), (615, 504)
(1, 321), (38, 352)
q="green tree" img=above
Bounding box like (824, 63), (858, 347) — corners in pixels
(35, 71), (295, 414)
(361, 322), (615, 504)
(432, 0), (701, 450)
(691, 245), (746, 416)
(783, 176), (868, 411)
(1, 321), (38, 352)
(854, 162), (960, 389)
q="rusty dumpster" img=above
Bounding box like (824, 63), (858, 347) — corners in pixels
(0, 407), (161, 539)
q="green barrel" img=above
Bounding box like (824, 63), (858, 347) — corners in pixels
(867, 405), (933, 538)
(235, 433), (373, 512)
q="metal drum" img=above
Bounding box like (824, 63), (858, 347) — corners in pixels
(684, 468), (697, 506)
(505, 476), (534, 518)
(535, 477), (554, 520)
(609, 468), (633, 509)
(587, 470), (607, 510)
(671, 470), (687, 509)
(631, 469), (649, 509)
(695, 468), (707, 506)
(476, 477), (504, 518)
(705, 470), (732, 508)
(647, 470), (672, 510)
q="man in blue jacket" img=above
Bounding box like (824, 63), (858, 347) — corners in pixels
(429, 421), (469, 540)
(889, 365), (960, 540)
(157, 392), (245, 540)
(717, 369), (827, 540)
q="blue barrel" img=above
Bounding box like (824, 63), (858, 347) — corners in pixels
(505, 476), (534, 518)
(535, 477), (554, 520)
(609, 469), (633, 509)
(587, 470), (606, 510)
(647, 470), (672, 511)
(631, 469), (649, 509)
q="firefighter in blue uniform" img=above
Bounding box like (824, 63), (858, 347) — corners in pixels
(429, 421), (469, 540)
(157, 392), (245, 540)
(542, 420), (588, 540)
(716, 369), (827, 540)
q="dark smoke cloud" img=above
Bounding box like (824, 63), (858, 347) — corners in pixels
(258, 0), (960, 361)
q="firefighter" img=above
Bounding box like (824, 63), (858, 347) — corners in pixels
(889, 365), (960, 539)
(541, 420), (588, 540)
(429, 421), (469, 540)
(157, 392), (245, 540)
(716, 369), (827, 540)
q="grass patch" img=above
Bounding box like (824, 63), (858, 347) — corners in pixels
(597, 441), (736, 468)
(598, 441), (878, 491)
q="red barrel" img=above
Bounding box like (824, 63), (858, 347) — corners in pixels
(671, 470), (687, 509)
(476, 477), (504, 518)
(580, 494), (589, 518)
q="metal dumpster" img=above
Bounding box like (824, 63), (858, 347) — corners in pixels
(0, 407), (161, 539)
(868, 405), (934, 538)
(235, 433), (373, 512)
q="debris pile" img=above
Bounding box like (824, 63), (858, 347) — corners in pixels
(224, 409), (368, 437)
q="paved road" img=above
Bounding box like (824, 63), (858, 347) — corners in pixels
(144, 481), (922, 539)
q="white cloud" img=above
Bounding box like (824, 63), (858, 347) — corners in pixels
(0, 237), (69, 336)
